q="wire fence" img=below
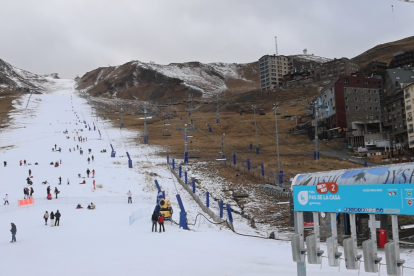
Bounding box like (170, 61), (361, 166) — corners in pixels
(129, 207), (151, 225)
(0, 196), (150, 214)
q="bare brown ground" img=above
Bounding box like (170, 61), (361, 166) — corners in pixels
(0, 89), (19, 128)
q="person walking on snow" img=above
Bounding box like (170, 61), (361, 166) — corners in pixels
(24, 160), (27, 166)
(50, 211), (55, 227)
(91, 155), (94, 162)
(127, 191), (132, 204)
(47, 186), (51, 196)
(58, 177), (62, 185)
(54, 144), (57, 150)
(55, 210), (61, 226)
(92, 169), (95, 178)
(44, 211), (49, 225)
(23, 188), (27, 199)
(3, 194), (9, 205)
(158, 214), (165, 233)
(86, 169), (90, 178)
(10, 223), (17, 243)
(67, 178), (70, 185)
(151, 212), (158, 232)
(30, 187), (34, 199)
(28, 169), (31, 176)
(54, 187), (59, 199)
(3, 161), (6, 167)
(20, 160), (22, 166)
(87, 157), (90, 164)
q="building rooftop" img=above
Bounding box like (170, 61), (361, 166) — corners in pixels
(387, 67), (414, 89)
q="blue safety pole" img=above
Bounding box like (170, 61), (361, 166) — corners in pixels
(209, 126), (212, 132)
(172, 159), (175, 170)
(185, 171), (188, 184)
(219, 200), (223, 218)
(226, 204), (234, 223)
(279, 170), (284, 184)
(256, 147), (259, 155)
(179, 166), (182, 178)
(206, 192), (209, 207)
(192, 179), (195, 193)
(261, 163), (264, 176)
(126, 152), (133, 168)
(249, 143), (252, 150)
(364, 161), (368, 167)
(167, 155), (169, 164)
(247, 159), (250, 170)
(233, 154), (236, 165)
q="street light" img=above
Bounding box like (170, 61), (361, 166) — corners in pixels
(273, 103), (281, 181)
(252, 105), (259, 154)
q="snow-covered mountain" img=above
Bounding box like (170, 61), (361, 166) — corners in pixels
(0, 58), (57, 93)
(76, 60), (259, 101)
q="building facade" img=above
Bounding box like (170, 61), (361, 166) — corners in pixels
(313, 58), (359, 82)
(382, 67), (414, 146)
(403, 83), (414, 147)
(316, 76), (383, 134)
(259, 55), (292, 91)
(391, 49), (414, 68)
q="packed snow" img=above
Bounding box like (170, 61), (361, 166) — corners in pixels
(1, 79), (414, 275)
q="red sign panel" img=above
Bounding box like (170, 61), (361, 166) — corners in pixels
(304, 222), (314, 227)
(316, 182), (338, 194)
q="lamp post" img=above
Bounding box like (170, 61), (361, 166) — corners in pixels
(252, 105), (259, 154)
(273, 103), (281, 174)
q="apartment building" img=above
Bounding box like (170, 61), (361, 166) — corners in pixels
(315, 75), (383, 133)
(382, 67), (414, 146)
(391, 49), (414, 68)
(259, 55), (292, 91)
(313, 58), (359, 82)
(403, 83), (414, 147)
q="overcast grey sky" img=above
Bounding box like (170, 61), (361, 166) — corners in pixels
(0, 0), (413, 78)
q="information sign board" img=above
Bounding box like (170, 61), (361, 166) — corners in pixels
(293, 183), (414, 215)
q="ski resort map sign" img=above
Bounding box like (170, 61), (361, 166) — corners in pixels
(293, 183), (414, 215)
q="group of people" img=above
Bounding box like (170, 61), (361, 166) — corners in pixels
(86, 168), (95, 178)
(76, 202), (96, 209)
(46, 186), (60, 200)
(23, 187), (34, 199)
(43, 210), (62, 226)
(152, 212), (166, 233)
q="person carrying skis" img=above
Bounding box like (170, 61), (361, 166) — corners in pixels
(3, 194), (9, 205)
(54, 187), (59, 199)
(55, 210), (61, 226)
(10, 223), (17, 243)
(158, 214), (165, 233)
(44, 211), (49, 225)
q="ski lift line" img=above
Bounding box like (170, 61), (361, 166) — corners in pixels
(118, 129), (129, 153)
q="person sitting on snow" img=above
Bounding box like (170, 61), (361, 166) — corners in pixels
(87, 203), (96, 209)
(79, 180), (86, 184)
(76, 204), (83, 209)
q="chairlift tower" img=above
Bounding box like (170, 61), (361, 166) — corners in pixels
(252, 105), (259, 154)
(120, 107), (124, 128)
(273, 103), (281, 176)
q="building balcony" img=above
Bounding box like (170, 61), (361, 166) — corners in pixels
(410, 129), (414, 134)
(408, 117), (413, 122)
(407, 105), (412, 111)
(405, 93), (411, 99)
(410, 140), (414, 146)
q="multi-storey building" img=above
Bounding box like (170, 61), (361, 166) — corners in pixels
(382, 67), (414, 146)
(313, 58), (359, 82)
(402, 83), (414, 147)
(259, 55), (292, 91)
(315, 75), (383, 134)
(390, 49), (414, 68)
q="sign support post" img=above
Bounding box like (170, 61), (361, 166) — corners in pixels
(294, 211), (306, 276)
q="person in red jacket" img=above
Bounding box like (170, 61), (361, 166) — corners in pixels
(158, 214), (165, 233)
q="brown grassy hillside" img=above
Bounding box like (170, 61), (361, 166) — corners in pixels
(352, 36), (414, 67)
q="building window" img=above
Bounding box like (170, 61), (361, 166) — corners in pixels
(376, 107), (379, 111)
(355, 106), (359, 110)
(346, 106), (349, 110)
(364, 81), (371, 85)
(370, 115), (374, 119)
(374, 98), (378, 103)
(355, 97), (358, 102)
(369, 98), (372, 102)
(395, 125), (397, 129)
(368, 90), (371, 94)
(344, 78), (349, 84)
(354, 89), (358, 93)
(369, 107), (373, 111)
(344, 88), (347, 93)
(345, 97), (348, 101)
